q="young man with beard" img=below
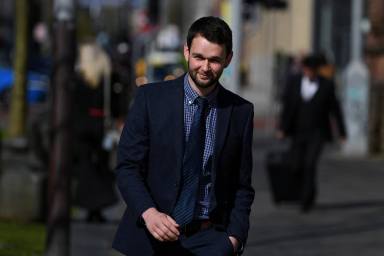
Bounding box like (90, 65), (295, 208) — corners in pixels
(113, 16), (255, 256)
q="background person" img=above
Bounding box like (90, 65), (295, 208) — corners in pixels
(72, 42), (118, 222)
(277, 54), (346, 213)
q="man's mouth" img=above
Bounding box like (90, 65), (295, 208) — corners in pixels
(199, 73), (211, 80)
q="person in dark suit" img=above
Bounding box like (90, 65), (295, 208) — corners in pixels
(113, 17), (255, 255)
(277, 54), (347, 213)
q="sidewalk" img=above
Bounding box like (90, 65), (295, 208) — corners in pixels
(70, 191), (125, 256)
(244, 135), (384, 256)
(70, 134), (384, 256)
(71, 221), (122, 256)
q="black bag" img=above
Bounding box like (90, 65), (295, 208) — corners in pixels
(265, 149), (301, 204)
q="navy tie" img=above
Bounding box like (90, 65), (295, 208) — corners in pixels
(172, 97), (208, 226)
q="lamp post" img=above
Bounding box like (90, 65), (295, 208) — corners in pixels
(45, 0), (75, 255)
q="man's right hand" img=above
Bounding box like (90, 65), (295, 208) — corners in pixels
(142, 207), (180, 242)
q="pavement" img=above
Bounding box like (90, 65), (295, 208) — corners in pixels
(68, 131), (384, 256)
(244, 134), (384, 256)
(0, 125), (366, 255)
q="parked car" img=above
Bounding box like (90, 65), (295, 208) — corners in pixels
(0, 66), (49, 107)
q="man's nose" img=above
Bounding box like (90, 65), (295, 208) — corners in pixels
(201, 60), (210, 71)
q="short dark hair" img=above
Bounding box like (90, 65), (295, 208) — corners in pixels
(186, 16), (232, 55)
(301, 54), (319, 70)
(315, 53), (329, 66)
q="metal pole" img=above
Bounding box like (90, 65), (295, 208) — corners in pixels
(230, 0), (242, 93)
(46, 0), (75, 255)
(351, 0), (363, 61)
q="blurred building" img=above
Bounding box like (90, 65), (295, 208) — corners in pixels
(240, 0), (312, 120)
(313, 0), (353, 69)
(2, 0), (384, 154)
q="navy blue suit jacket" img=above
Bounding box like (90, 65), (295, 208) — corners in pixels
(113, 75), (255, 255)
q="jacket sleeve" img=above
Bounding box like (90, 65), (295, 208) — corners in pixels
(226, 105), (255, 251)
(115, 87), (156, 222)
(329, 82), (347, 138)
(279, 76), (295, 134)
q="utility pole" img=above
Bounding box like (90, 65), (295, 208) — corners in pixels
(45, 0), (75, 255)
(343, 0), (369, 155)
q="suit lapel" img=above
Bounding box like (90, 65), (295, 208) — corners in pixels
(213, 86), (232, 175)
(314, 78), (325, 99)
(169, 76), (185, 181)
(209, 85), (232, 211)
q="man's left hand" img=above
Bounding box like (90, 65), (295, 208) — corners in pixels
(229, 236), (239, 253)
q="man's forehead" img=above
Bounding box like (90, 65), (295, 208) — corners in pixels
(190, 35), (224, 47)
(188, 36), (227, 55)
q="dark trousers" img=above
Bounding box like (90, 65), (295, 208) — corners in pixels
(152, 227), (234, 256)
(290, 131), (325, 209)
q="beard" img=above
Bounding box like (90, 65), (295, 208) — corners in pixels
(188, 68), (222, 89)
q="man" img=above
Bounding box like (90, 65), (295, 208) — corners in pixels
(113, 16), (255, 255)
(277, 54), (346, 212)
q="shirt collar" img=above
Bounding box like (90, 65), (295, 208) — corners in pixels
(302, 75), (318, 85)
(184, 74), (219, 106)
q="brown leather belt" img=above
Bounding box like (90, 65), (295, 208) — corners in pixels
(181, 220), (213, 237)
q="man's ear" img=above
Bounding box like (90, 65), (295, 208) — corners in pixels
(224, 51), (233, 68)
(183, 43), (190, 62)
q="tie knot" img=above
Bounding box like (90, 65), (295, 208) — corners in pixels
(196, 97), (209, 108)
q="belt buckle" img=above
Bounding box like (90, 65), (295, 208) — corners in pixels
(200, 220), (211, 230)
(182, 220), (211, 237)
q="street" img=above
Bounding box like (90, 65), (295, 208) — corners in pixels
(71, 133), (384, 256)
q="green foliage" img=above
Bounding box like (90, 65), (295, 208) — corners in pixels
(0, 128), (9, 140)
(0, 221), (45, 256)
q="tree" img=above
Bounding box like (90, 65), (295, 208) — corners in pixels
(8, 0), (29, 139)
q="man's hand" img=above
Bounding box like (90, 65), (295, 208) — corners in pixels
(142, 207), (180, 242)
(229, 236), (239, 253)
(275, 130), (285, 140)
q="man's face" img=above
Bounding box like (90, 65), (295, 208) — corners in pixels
(302, 66), (316, 80)
(184, 35), (232, 90)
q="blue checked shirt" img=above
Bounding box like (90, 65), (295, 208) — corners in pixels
(183, 75), (218, 219)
